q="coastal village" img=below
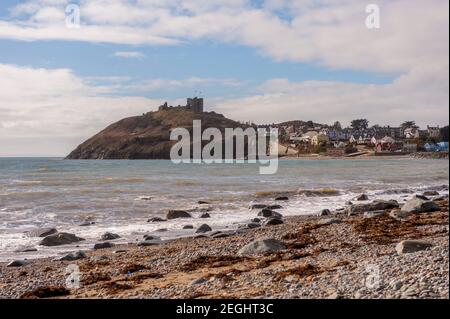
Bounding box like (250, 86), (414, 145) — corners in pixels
(157, 97), (449, 158)
(273, 120), (449, 157)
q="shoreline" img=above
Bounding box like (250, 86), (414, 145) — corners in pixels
(1, 193), (448, 299)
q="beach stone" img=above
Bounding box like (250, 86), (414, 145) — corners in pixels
(182, 225), (194, 229)
(197, 201), (210, 205)
(251, 218), (261, 223)
(363, 210), (386, 218)
(101, 232), (120, 241)
(166, 210), (192, 219)
(93, 242), (115, 250)
(395, 240), (433, 255)
(155, 228), (168, 232)
(195, 224), (212, 233)
(147, 217), (166, 223)
(258, 208), (282, 218)
(200, 213), (211, 218)
(318, 209), (331, 216)
(79, 221), (95, 226)
(53, 251), (86, 261)
(264, 218), (284, 226)
(345, 201), (353, 205)
(348, 200), (399, 215)
(189, 277), (207, 286)
(317, 218), (342, 226)
(423, 190), (439, 196)
(7, 260), (30, 267)
(401, 198), (439, 213)
(247, 222), (261, 229)
(39, 233), (85, 246)
(211, 231), (234, 239)
(356, 194), (369, 201)
(14, 246), (38, 253)
(25, 227), (57, 238)
(238, 239), (286, 256)
(268, 204), (283, 210)
(250, 204), (267, 210)
(275, 196), (289, 201)
(143, 234), (161, 240)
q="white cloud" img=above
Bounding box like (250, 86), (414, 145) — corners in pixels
(0, 63), (163, 156)
(127, 77), (243, 92)
(113, 51), (146, 58)
(215, 70), (449, 128)
(0, 0), (447, 73)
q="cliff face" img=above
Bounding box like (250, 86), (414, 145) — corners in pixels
(66, 109), (244, 159)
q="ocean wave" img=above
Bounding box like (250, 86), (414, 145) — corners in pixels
(297, 188), (341, 197)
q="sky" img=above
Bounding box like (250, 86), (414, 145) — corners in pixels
(0, 0), (448, 156)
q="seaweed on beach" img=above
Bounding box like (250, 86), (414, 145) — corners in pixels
(121, 263), (153, 274)
(20, 286), (70, 299)
(282, 223), (319, 248)
(82, 271), (112, 285)
(181, 255), (248, 271)
(351, 214), (425, 244)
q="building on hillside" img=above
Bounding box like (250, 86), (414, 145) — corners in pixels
(311, 133), (329, 146)
(404, 127), (420, 139)
(427, 125), (440, 138)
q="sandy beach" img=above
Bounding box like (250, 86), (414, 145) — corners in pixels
(1, 193), (448, 299)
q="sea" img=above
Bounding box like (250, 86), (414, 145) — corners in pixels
(0, 157), (448, 261)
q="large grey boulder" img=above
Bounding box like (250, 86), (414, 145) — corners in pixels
(356, 194), (369, 201)
(395, 240), (433, 254)
(166, 210), (192, 219)
(264, 218), (284, 226)
(53, 251), (86, 261)
(93, 242), (115, 250)
(195, 224), (212, 233)
(7, 260), (30, 267)
(238, 239), (286, 256)
(39, 233), (84, 246)
(258, 209), (282, 218)
(401, 197), (440, 213)
(25, 227), (57, 238)
(101, 232), (120, 241)
(348, 200), (399, 215)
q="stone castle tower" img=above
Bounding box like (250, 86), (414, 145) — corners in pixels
(186, 97), (204, 112)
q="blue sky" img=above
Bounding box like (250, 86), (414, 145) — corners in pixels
(0, 37), (395, 100)
(0, 0), (448, 156)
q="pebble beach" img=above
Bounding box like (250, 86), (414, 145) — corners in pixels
(1, 193), (448, 299)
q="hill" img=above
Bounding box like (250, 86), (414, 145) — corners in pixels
(66, 109), (245, 159)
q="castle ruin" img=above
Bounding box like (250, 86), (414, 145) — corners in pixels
(158, 97), (204, 113)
